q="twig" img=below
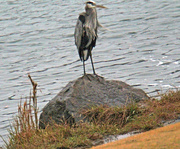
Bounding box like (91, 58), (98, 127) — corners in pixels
(28, 74), (38, 129)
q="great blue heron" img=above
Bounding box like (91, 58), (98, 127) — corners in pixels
(74, 1), (107, 75)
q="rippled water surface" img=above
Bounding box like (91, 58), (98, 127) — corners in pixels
(0, 0), (180, 146)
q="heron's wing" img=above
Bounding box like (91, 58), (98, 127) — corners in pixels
(74, 13), (85, 50)
(84, 14), (98, 48)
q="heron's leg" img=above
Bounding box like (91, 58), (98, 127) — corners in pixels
(82, 56), (86, 75)
(82, 55), (91, 80)
(90, 51), (96, 75)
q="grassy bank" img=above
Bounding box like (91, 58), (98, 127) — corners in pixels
(4, 76), (180, 148)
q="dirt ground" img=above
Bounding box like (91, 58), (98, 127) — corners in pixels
(91, 122), (180, 149)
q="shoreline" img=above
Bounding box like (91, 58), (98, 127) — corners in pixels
(92, 121), (180, 149)
(91, 117), (180, 147)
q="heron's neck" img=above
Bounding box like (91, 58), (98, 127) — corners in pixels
(85, 7), (97, 17)
(85, 7), (98, 29)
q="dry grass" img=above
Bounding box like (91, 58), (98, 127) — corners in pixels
(4, 81), (180, 149)
(81, 101), (139, 126)
(4, 74), (39, 149)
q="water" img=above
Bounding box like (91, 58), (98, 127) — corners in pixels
(0, 0), (179, 146)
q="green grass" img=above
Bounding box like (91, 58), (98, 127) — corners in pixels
(4, 88), (180, 149)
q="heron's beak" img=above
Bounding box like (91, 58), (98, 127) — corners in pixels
(96, 5), (108, 9)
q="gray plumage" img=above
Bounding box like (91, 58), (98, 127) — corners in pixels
(74, 1), (106, 75)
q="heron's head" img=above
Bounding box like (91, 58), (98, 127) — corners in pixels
(85, 1), (96, 8)
(85, 1), (107, 9)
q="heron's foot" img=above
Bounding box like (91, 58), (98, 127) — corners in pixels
(83, 73), (92, 81)
(94, 73), (104, 84)
(93, 70), (96, 76)
(93, 72), (99, 77)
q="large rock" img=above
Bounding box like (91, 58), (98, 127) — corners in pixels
(39, 74), (149, 128)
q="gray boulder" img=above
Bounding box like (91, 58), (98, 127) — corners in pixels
(39, 74), (149, 128)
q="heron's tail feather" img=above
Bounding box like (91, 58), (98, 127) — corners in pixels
(83, 49), (90, 61)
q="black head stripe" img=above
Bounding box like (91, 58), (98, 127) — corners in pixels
(86, 1), (95, 5)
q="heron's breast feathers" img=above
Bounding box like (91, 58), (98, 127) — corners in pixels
(75, 12), (98, 50)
